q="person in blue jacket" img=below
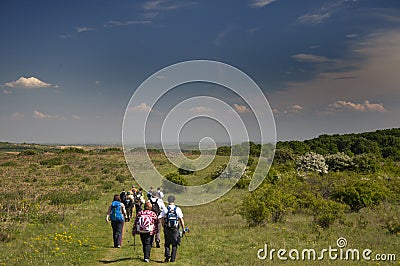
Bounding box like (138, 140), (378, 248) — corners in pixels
(106, 194), (127, 248)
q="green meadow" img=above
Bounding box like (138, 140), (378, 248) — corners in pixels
(0, 129), (400, 265)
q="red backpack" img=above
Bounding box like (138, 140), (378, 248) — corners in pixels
(136, 211), (155, 233)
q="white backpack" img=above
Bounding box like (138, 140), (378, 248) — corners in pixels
(136, 212), (154, 233)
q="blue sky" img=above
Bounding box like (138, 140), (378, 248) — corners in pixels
(0, 0), (400, 144)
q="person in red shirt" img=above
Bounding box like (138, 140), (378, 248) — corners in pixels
(132, 201), (159, 262)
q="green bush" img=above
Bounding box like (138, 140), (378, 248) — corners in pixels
(0, 161), (17, 167)
(39, 157), (62, 167)
(116, 175), (128, 183)
(311, 197), (347, 228)
(239, 156), (254, 167)
(352, 154), (379, 173)
(331, 179), (389, 212)
(383, 216), (400, 235)
(162, 172), (188, 193)
(178, 162), (195, 175)
(19, 149), (38, 156)
(273, 148), (295, 164)
(61, 147), (86, 153)
(240, 184), (297, 225)
(235, 173), (252, 189)
(325, 152), (353, 172)
(60, 165), (73, 174)
(43, 190), (99, 205)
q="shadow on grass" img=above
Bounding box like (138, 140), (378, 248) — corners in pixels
(99, 257), (136, 264)
(99, 257), (165, 264)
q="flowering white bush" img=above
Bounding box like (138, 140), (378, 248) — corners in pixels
(296, 152), (328, 175)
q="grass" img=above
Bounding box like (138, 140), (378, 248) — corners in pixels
(0, 148), (399, 265)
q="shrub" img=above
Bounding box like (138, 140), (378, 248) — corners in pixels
(311, 197), (347, 228)
(325, 152), (353, 172)
(331, 179), (389, 212)
(39, 157), (62, 167)
(235, 172), (252, 189)
(19, 149), (38, 156)
(296, 152), (328, 176)
(240, 184), (297, 225)
(100, 182), (112, 191)
(60, 165), (73, 174)
(239, 156), (254, 167)
(383, 216), (400, 235)
(352, 154), (379, 173)
(273, 148), (295, 164)
(116, 175), (128, 183)
(43, 190), (99, 205)
(162, 172), (188, 193)
(178, 162), (195, 175)
(0, 161), (17, 167)
(61, 147), (86, 153)
(209, 163), (227, 180)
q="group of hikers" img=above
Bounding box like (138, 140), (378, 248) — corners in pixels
(106, 186), (186, 263)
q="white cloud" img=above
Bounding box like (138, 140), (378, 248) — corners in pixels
(5, 77), (56, 89)
(249, 0), (276, 8)
(270, 31), (400, 115)
(298, 12), (330, 24)
(3, 89), (12, 94)
(213, 25), (234, 46)
(143, 0), (197, 11)
(297, 0), (355, 25)
(72, 115), (81, 120)
(284, 104), (304, 114)
(329, 100), (387, 113)
(33, 110), (61, 120)
(292, 53), (333, 63)
(346, 34), (358, 38)
(104, 20), (152, 27)
(60, 34), (73, 39)
(129, 103), (152, 112)
(189, 106), (213, 113)
(76, 26), (94, 33)
(11, 112), (24, 119)
(233, 104), (249, 113)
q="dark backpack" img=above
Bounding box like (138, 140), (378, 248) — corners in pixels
(150, 198), (161, 215)
(120, 191), (126, 202)
(134, 192), (142, 205)
(124, 197), (133, 208)
(110, 201), (124, 221)
(165, 206), (179, 229)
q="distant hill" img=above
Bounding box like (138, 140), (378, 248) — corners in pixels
(277, 128), (400, 160)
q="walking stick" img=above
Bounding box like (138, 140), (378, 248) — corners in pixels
(134, 234), (136, 252)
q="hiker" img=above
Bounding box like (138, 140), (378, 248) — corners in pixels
(160, 195), (185, 263)
(120, 188), (127, 203)
(134, 188), (145, 215)
(124, 191), (134, 221)
(149, 191), (165, 248)
(147, 187), (154, 200)
(106, 194), (127, 248)
(132, 201), (159, 263)
(156, 187), (164, 200)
